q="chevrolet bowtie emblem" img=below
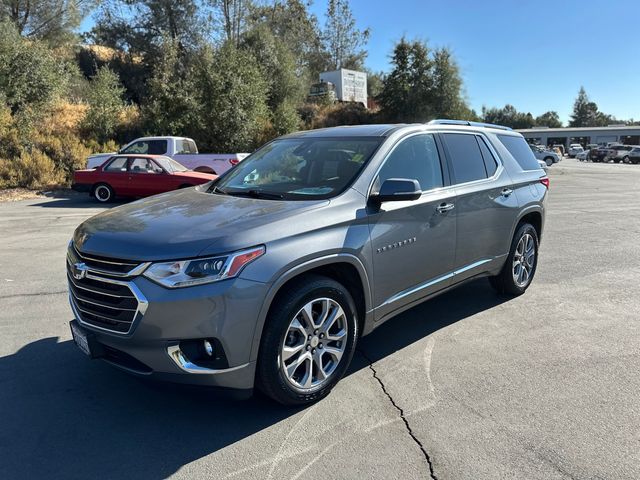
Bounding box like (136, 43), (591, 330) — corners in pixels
(72, 262), (89, 280)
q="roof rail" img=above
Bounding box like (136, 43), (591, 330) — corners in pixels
(427, 119), (513, 131)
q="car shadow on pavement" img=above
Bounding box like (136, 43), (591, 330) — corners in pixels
(0, 279), (508, 479)
(29, 191), (126, 209)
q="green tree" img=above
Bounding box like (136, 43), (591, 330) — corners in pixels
(568, 87), (612, 127)
(322, 0), (369, 70)
(535, 111), (562, 128)
(82, 66), (125, 142)
(142, 39), (199, 137)
(0, 20), (69, 120)
(192, 44), (268, 151)
(242, 25), (303, 135)
(431, 47), (470, 119)
(482, 104), (534, 129)
(1, 0), (94, 43)
(378, 38), (434, 122)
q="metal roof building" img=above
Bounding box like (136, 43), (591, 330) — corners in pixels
(516, 126), (640, 149)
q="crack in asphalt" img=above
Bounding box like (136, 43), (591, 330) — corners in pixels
(0, 290), (67, 300)
(358, 349), (438, 480)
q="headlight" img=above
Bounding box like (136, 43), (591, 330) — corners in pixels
(143, 246), (265, 288)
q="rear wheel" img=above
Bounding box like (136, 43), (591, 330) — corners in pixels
(489, 223), (539, 296)
(623, 156), (630, 164)
(543, 157), (553, 166)
(256, 275), (358, 406)
(92, 183), (114, 203)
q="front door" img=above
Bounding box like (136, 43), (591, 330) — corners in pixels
(127, 157), (164, 196)
(368, 133), (457, 322)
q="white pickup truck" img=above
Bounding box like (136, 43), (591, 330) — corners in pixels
(86, 136), (249, 175)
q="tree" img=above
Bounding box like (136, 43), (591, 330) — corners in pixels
(1, 0), (94, 43)
(142, 39), (199, 137)
(431, 47), (470, 119)
(242, 25), (303, 135)
(0, 20), (69, 119)
(568, 87), (613, 127)
(191, 44), (268, 151)
(482, 104), (534, 129)
(210, 0), (251, 48)
(322, 0), (369, 70)
(82, 66), (125, 142)
(535, 111), (562, 128)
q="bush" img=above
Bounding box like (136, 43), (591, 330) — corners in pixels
(82, 66), (125, 142)
(0, 150), (63, 189)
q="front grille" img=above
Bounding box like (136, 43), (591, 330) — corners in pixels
(67, 243), (147, 334)
(71, 244), (141, 276)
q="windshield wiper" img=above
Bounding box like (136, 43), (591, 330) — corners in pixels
(226, 189), (285, 200)
(210, 185), (227, 195)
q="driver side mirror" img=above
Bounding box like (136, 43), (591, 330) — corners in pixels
(372, 178), (422, 202)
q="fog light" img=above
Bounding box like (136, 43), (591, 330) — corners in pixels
(203, 340), (214, 357)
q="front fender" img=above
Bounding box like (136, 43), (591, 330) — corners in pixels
(247, 253), (373, 363)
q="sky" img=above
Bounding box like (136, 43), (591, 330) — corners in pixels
(80, 0), (640, 123)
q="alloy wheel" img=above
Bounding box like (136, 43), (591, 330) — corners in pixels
(512, 233), (535, 288)
(280, 297), (348, 390)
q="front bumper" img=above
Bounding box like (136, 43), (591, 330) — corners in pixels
(69, 274), (270, 392)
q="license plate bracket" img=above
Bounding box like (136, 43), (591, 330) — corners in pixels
(70, 321), (103, 358)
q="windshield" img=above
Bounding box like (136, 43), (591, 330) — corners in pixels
(154, 156), (189, 173)
(213, 137), (382, 200)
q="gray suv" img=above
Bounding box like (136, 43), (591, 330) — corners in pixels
(68, 120), (548, 405)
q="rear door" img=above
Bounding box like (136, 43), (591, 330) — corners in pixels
(368, 133), (457, 321)
(440, 132), (519, 283)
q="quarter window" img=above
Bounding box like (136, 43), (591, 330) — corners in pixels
(377, 134), (443, 192)
(477, 136), (498, 177)
(104, 157), (127, 172)
(497, 134), (541, 170)
(442, 133), (487, 184)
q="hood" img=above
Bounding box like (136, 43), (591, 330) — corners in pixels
(73, 188), (329, 261)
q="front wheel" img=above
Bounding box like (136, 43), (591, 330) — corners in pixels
(92, 183), (114, 203)
(256, 275), (358, 406)
(543, 157), (553, 166)
(489, 223), (539, 296)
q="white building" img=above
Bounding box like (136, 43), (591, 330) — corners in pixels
(516, 126), (640, 149)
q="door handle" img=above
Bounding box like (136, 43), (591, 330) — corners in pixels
(436, 202), (455, 213)
(501, 188), (513, 197)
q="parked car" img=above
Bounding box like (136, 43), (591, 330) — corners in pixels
(552, 144), (565, 157)
(627, 147), (640, 164)
(568, 144), (584, 157)
(86, 136), (249, 175)
(530, 144), (560, 166)
(590, 145), (610, 162)
(576, 149), (590, 161)
(67, 121), (547, 405)
(609, 144), (636, 163)
(73, 154), (216, 202)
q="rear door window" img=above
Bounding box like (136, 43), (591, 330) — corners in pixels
(442, 133), (487, 184)
(497, 134), (541, 170)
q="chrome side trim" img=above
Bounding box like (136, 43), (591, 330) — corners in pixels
(167, 345), (250, 375)
(379, 258), (494, 308)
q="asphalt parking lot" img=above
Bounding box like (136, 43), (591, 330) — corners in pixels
(1, 158), (639, 480)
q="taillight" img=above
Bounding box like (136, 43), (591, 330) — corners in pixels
(229, 158), (239, 166)
(540, 177), (550, 189)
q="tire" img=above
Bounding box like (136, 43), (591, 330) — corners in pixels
(489, 223), (539, 296)
(623, 156), (630, 164)
(256, 274), (359, 406)
(543, 157), (553, 167)
(178, 183), (194, 189)
(92, 183), (114, 203)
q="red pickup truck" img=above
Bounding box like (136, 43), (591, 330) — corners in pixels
(72, 154), (217, 202)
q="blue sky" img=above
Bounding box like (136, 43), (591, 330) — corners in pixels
(81, 0), (640, 123)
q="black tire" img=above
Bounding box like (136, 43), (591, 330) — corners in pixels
(256, 274), (359, 406)
(623, 156), (630, 164)
(178, 183), (194, 189)
(92, 183), (114, 203)
(543, 157), (553, 167)
(489, 223), (539, 296)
